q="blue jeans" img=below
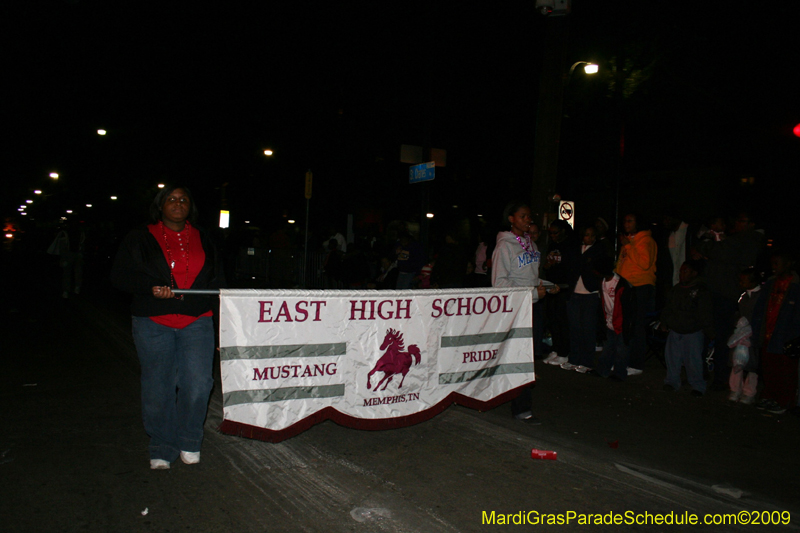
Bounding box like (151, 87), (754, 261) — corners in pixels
(664, 330), (706, 393)
(132, 316), (215, 462)
(567, 293), (599, 367)
(596, 327), (629, 380)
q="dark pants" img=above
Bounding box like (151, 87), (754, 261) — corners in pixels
(711, 294), (737, 386)
(533, 299), (546, 358)
(546, 290), (570, 356)
(510, 385), (533, 417)
(596, 327), (629, 381)
(567, 293), (599, 367)
(628, 284), (655, 370)
(762, 351), (800, 407)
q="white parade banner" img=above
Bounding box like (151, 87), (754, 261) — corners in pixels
(218, 287), (534, 442)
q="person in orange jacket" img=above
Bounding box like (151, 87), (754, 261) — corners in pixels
(615, 213), (657, 375)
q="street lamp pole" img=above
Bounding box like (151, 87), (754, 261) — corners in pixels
(530, 49), (597, 228)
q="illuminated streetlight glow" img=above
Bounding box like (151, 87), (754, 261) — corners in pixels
(568, 61), (599, 77)
(110, 196), (117, 200)
(26, 200), (33, 204)
(86, 204), (92, 208)
(288, 219), (296, 224)
(66, 210), (73, 214)
(157, 183), (165, 189)
(34, 190), (42, 194)
(264, 149), (274, 156)
(21, 212), (28, 216)
(426, 213), (435, 219)
(97, 129), (107, 135)
(50, 172), (59, 179)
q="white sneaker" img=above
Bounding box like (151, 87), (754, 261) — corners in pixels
(543, 352), (559, 364)
(150, 459), (170, 470)
(574, 365), (592, 374)
(560, 362), (577, 370)
(728, 391), (742, 402)
(627, 367), (643, 376)
(547, 355), (568, 366)
(180, 451), (200, 464)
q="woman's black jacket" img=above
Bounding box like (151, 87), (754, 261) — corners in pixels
(110, 225), (225, 318)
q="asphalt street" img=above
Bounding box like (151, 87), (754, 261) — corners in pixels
(2, 248), (799, 532)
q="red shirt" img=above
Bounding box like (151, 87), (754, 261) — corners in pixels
(765, 275), (792, 340)
(147, 222), (212, 329)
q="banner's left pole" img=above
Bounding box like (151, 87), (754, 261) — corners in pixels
(303, 170), (312, 289)
(303, 198), (309, 288)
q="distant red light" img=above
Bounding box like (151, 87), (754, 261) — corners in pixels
(794, 123), (800, 138)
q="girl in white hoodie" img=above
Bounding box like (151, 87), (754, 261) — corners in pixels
(492, 202), (558, 422)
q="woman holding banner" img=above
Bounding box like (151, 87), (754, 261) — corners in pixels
(111, 185), (224, 470)
(492, 202), (557, 423)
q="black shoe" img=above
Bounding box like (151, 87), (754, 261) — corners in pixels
(608, 374), (624, 382)
(691, 390), (704, 397)
(588, 370), (604, 378)
(663, 384), (676, 392)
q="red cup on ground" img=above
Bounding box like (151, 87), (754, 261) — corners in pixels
(531, 449), (557, 460)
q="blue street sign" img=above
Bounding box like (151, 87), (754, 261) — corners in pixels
(409, 161), (435, 184)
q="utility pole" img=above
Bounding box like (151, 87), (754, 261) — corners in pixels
(530, 11), (570, 228)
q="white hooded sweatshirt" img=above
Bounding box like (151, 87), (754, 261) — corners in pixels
(491, 231), (542, 302)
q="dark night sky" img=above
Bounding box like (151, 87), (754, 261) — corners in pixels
(4, 1), (799, 241)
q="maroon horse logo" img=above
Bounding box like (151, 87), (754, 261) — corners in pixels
(367, 328), (422, 391)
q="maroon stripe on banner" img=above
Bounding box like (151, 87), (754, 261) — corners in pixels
(217, 382), (533, 443)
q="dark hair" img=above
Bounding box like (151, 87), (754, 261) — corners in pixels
(549, 219), (571, 233)
(624, 212), (646, 233)
(740, 267), (762, 285)
(149, 185), (200, 225)
(683, 259), (706, 276)
(502, 201), (529, 226)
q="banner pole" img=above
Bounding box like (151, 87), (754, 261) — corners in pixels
(171, 289), (221, 295)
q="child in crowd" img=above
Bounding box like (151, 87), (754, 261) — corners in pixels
(592, 257), (637, 381)
(751, 251), (800, 414)
(728, 268), (762, 404)
(660, 259), (714, 395)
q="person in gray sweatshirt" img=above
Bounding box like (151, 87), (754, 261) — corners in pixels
(492, 202), (558, 423)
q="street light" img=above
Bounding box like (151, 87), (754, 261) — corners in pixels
(264, 149), (274, 157)
(97, 129), (107, 136)
(568, 61), (598, 76)
(50, 172), (59, 179)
